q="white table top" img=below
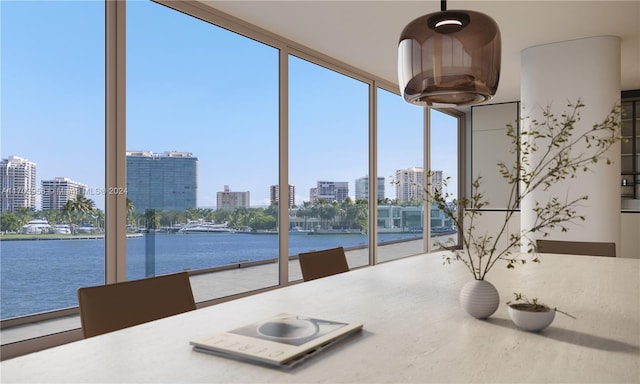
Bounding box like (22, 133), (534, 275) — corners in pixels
(2, 252), (639, 383)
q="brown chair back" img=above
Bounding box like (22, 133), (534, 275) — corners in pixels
(536, 239), (616, 257)
(77, 272), (196, 338)
(298, 246), (350, 282)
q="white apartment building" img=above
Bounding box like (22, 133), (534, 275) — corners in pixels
(41, 177), (89, 211)
(0, 156), (37, 213)
(394, 167), (424, 203)
(310, 181), (349, 204)
(216, 185), (250, 211)
(394, 168), (443, 203)
(430, 170), (443, 195)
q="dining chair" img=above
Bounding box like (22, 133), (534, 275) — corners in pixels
(298, 246), (350, 282)
(77, 271), (196, 338)
(535, 239), (616, 257)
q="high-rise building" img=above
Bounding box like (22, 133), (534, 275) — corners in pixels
(126, 151), (197, 212)
(217, 185), (250, 211)
(355, 176), (385, 201)
(41, 177), (89, 211)
(395, 168), (443, 203)
(395, 167), (425, 203)
(430, 170), (444, 195)
(0, 155), (37, 213)
(270, 184), (295, 208)
(311, 181), (349, 204)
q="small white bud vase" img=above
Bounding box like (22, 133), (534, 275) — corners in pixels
(459, 280), (500, 319)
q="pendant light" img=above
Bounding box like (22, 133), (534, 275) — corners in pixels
(398, 0), (501, 106)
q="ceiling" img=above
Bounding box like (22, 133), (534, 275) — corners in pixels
(201, 1), (640, 107)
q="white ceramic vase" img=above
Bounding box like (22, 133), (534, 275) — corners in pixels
(459, 280), (500, 319)
(507, 304), (555, 332)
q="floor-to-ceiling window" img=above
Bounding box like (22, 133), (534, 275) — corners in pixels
(0, 0), (465, 357)
(376, 87), (426, 261)
(126, 1), (280, 300)
(430, 109), (461, 250)
(288, 55), (370, 279)
(0, 0), (105, 320)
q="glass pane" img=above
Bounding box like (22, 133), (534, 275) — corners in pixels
(289, 56), (369, 280)
(127, 1), (279, 300)
(0, 1), (105, 321)
(430, 109), (459, 249)
(376, 88), (425, 262)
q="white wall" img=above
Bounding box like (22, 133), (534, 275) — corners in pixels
(472, 211), (638, 258)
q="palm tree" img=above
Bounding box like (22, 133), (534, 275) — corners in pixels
(63, 195), (92, 214)
(62, 195), (96, 227)
(144, 209), (160, 230)
(126, 197), (136, 227)
(315, 200), (336, 230)
(296, 202), (314, 230)
(126, 197), (134, 215)
(75, 195), (95, 212)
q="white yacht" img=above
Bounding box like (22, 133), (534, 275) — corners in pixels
(179, 220), (233, 233)
(53, 224), (72, 235)
(21, 219), (52, 234)
(76, 223), (97, 234)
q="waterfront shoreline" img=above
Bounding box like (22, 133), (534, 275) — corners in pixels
(1, 232), (445, 319)
(0, 233), (143, 241)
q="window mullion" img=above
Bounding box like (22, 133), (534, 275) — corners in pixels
(105, 0), (127, 283)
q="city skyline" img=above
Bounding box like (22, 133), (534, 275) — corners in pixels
(1, 152), (448, 212)
(1, 1), (458, 212)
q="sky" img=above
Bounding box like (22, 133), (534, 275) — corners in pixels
(1, 0), (458, 211)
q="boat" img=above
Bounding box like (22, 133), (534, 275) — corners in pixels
(53, 224), (72, 235)
(308, 228), (364, 235)
(21, 219), (52, 234)
(162, 224), (185, 233)
(76, 223), (97, 234)
(178, 220), (234, 233)
(289, 227), (311, 234)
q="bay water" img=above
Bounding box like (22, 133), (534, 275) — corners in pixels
(0, 232), (419, 319)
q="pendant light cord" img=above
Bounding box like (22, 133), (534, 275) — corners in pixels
(441, 0), (447, 11)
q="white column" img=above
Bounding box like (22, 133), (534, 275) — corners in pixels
(520, 36), (621, 254)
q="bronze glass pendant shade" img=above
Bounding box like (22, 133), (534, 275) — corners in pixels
(398, 3), (501, 106)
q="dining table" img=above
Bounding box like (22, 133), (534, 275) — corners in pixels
(2, 251), (639, 383)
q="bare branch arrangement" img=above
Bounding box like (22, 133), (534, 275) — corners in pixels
(428, 100), (621, 280)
